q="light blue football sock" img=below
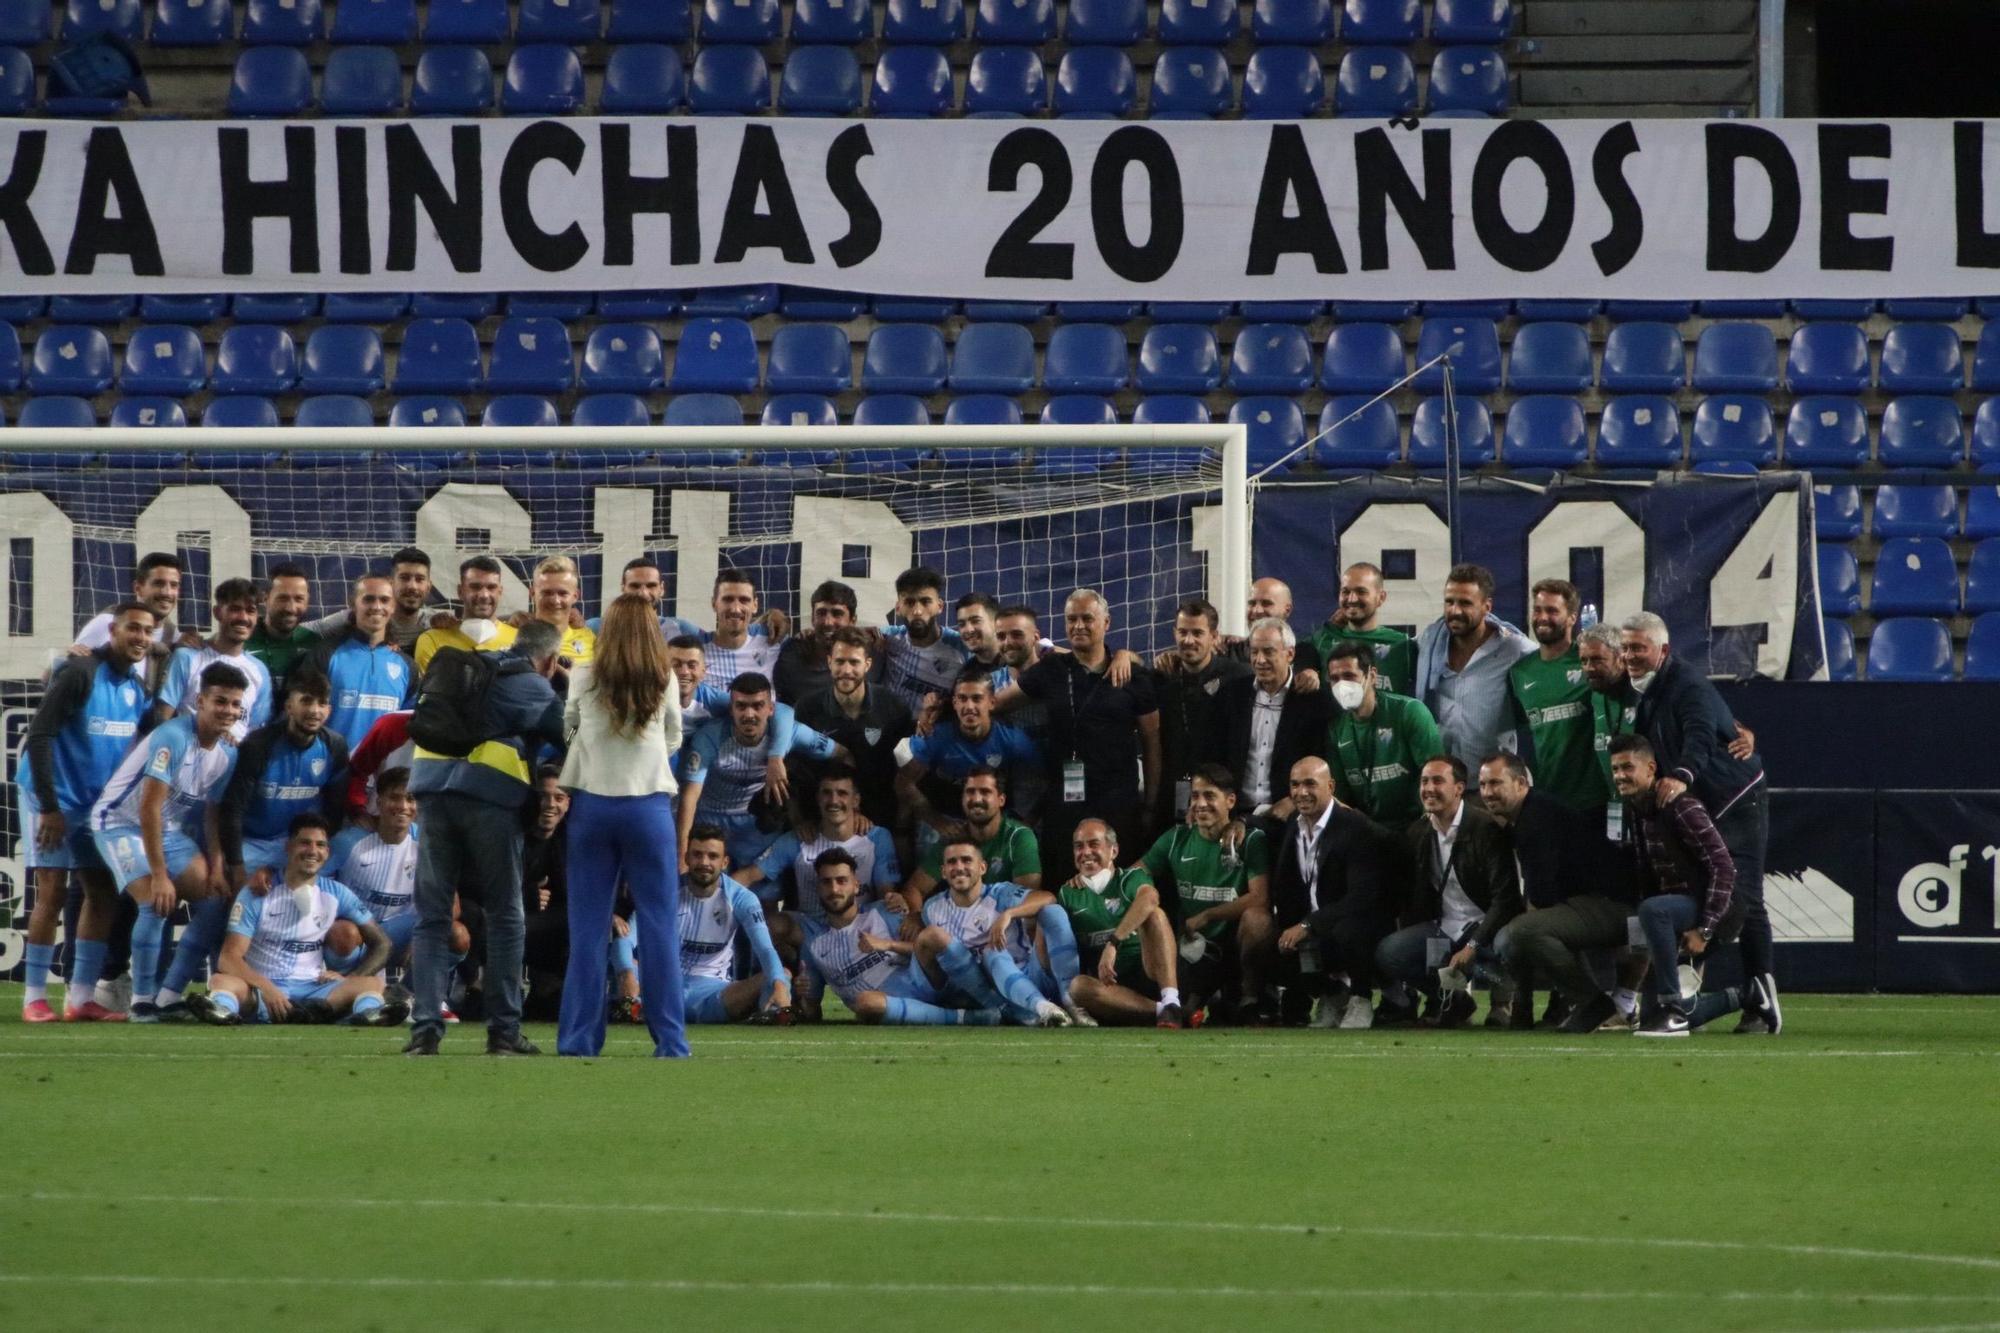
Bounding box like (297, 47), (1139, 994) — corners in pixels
(1037, 903), (1081, 993)
(68, 939), (108, 1006)
(130, 905), (166, 1004)
(212, 990), (242, 1017)
(935, 938), (1009, 1011)
(982, 950), (1053, 1023)
(884, 997), (998, 1026)
(351, 993), (383, 1017)
(24, 942), (55, 1000)
(160, 897), (229, 1000)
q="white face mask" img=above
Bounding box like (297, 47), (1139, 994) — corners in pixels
(1331, 679), (1367, 711)
(460, 618), (497, 646)
(1080, 867), (1114, 893)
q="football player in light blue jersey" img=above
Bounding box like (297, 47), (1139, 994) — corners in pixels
(298, 574), (413, 755)
(667, 634), (799, 787)
(677, 672), (845, 870)
(189, 814), (405, 1026)
(917, 830), (1079, 1026)
(586, 556), (703, 641)
(322, 766), (467, 976)
(736, 763), (899, 919)
(700, 568), (784, 691)
(795, 848), (1001, 1026)
(677, 826), (793, 1023)
(878, 567), (971, 713)
(88, 662), (246, 1021)
(154, 578), (274, 744)
(16, 601), (157, 1023)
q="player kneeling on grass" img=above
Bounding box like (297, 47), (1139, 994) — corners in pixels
(678, 825), (793, 1023)
(1058, 819), (1185, 1027)
(190, 814), (406, 1027)
(913, 829), (1077, 1027)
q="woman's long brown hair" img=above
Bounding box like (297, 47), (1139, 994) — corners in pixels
(592, 593), (670, 735)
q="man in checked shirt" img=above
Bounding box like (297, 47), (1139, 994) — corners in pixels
(1609, 734), (1751, 1039)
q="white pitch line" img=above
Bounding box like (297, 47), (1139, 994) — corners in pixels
(18, 1190), (2000, 1276)
(0, 1047), (1964, 1064)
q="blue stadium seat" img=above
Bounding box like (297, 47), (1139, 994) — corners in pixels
(1506, 322), (1591, 393)
(781, 287), (867, 319)
(1245, 296), (1331, 319)
(321, 46), (403, 114)
(951, 324), (1036, 393)
(0, 323), (18, 392)
(229, 47), (313, 116)
(1325, 301), (1412, 321)
(294, 395), (375, 427)
(30, 326), (113, 395)
(1318, 396), (1401, 468)
(1230, 397), (1308, 473)
(503, 45), (585, 115)
(19, 396), (97, 428)
(1414, 317), (1501, 392)
(487, 318), (574, 393)
(1601, 322), (1685, 392)
(1973, 324), (2000, 392)
(425, 0), (509, 41)
(1967, 541), (2000, 615)
(1136, 324), (1221, 393)
(1606, 298), (1694, 322)
(1793, 298), (1877, 319)
(977, 0), (1055, 44)
(1698, 299), (1786, 318)
(1514, 299), (1600, 321)
(853, 394), (932, 426)
(1344, 0), (1421, 42)
(662, 397), (749, 464)
(1690, 395), (1776, 467)
(790, 0), (869, 43)
(212, 326), (296, 395)
(1873, 483), (1959, 539)
(323, 293), (408, 323)
(1816, 543), (1860, 617)
(690, 46), (769, 113)
(596, 292), (681, 320)
(1823, 617), (1857, 680)
(1693, 323), (1779, 393)
(1151, 48), (1232, 117)
(62, 0), (141, 39)
(680, 286), (775, 317)
(0, 0), (51, 44)
(1502, 396), (1588, 468)
(1133, 395), (1210, 425)
(1879, 323), (1964, 394)
(1409, 396), (1496, 468)
(243, 0), (320, 42)
(1976, 400), (2000, 472)
(49, 295), (134, 324)
(388, 397), (468, 429)
(1596, 397), (1682, 467)
(1336, 48), (1418, 116)
(1043, 324), (1128, 394)
(1879, 396), (1965, 469)
(882, 0), (963, 43)
(1815, 482), (1864, 541)
(394, 319), (482, 394)
(0, 48), (33, 115)
(701, 0), (779, 41)
(1866, 617), (1954, 681)
(482, 395), (561, 429)
(107, 397), (186, 429)
(1785, 323), (1870, 394)
(1254, 0), (1333, 42)
(1319, 323), (1405, 393)
(669, 318), (760, 393)
(329, 0), (415, 43)
(1965, 613), (2000, 680)
(411, 48), (494, 115)
(1426, 298), (1511, 320)
(1067, 0), (1144, 43)
(1039, 395), (1119, 426)
(1243, 47), (1325, 119)
(1427, 47), (1509, 114)
(1229, 324), (1314, 393)
(1784, 397), (1869, 469)
(519, 0), (600, 40)
(1967, 484), (2000, 538)
(609, 0), (690, 39)
(760, 394), (839, 431)
(153, 0), (233, 45)
(1060, 301), (1145, 321)
(942, 397), (1027, 467)
(1055, 48), (1137, 117)
(863, 325), (949, 393)
(1159, 0), (1235, 42)
(572, 393), (652, 426)
(1870, 536), (1960, 615)
(301, 326), (385, 394)
(871, 46), (951, 116)
(780, 46), (861, 114)
(0, 297), (46, 323)
(1431, 0), (1512, 42)
(505, 288), (592, 315)
(965, 47), (1047, 115)
(766, 323), (852, 394)
(404, 292), (487, 320)
(1883, 297), (1969, 320)
(203, 397), (281, 429)
(601, 44), (685, 112)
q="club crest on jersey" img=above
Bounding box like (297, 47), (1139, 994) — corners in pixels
(864, 727), (882, 745)
(1203, 677), (1221, 695)
(310, 758), (325, 776)
(121, 684), (138, 705)
(387, 661), (404, 680)
(1567, 669), (1583, 685)
(1378, 728), (1395, 746)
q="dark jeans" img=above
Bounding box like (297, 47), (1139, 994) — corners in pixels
(1375, 922), (1500, 998)
(412, 791), (526, 1042)
(1636, 893), (1698, 1004)
(1716, 784), (1771, 977)
(1496, 894), (1630, 1005)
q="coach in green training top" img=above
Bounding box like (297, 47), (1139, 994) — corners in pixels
(1322, 641), (1442, 828)
(1311, 562), (1416, 697)
(1508, 579), (1611, 816)
(1137, 765), (1272, 1022)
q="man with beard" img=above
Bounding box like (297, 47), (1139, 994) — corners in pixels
(877, 566), (971, 713)
(700, 568), (785, 692)
(1312, 562), (1415, 697)
(1155, 599), (1251, 826)
(953, 594), (1013, 688)
(678, 826), (792, 1024)
(897, 669), (1041, 837)
(792, 628), (910, 826)
(918, 831), (1078, 1026)
(1509, 579), (1608, 816)
(302, 575), (413, 751)
(678, 673), (845, 870)
(901, 767), (1042, 909)
(249, 563), (317, 693)
(1413, 565), (1535, 774)
(586, 556), (703, 641)
(773, 580), (860, 703)
(155, 579), (273, 743)
(1324, 641), (1441, 829)
(72, 552), (182, 673)
(1057, 819), (1184, 1027)
(414, 556), (518, 672)
(305, 547), (437, 655)
(738, 763), (900, 920)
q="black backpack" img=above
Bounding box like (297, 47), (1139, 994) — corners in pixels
(409, 646), (526, 757)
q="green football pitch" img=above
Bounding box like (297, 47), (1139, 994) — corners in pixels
(2, 988), (1997, 1333)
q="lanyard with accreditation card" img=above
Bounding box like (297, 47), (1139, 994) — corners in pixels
(1062, 661), (1106, 804)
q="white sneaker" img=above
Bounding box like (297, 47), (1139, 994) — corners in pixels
(1339, 996), (1375, 1030)
(95, 976), (132, 1014)
(1032, 999), (1073, 1028)
(1062, 1001), (1099, 1028)
(1309, 997), (1344, 1029)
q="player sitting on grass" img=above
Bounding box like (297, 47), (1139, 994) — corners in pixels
(917, 830), (1078, 1027)
(679, 825), (793, 1024)
(1138, 765), (1273, 1023)
(190, 814), (406, 1027)
(1058, 819), (1185, 1028)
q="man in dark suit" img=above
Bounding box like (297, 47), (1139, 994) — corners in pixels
(1222, 619), (1332, 831)
(1270, 756), (1406, 1029)
(1377, 755), (1521, 1027)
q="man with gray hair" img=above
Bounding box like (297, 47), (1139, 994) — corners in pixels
(1221, 618), (1330, 827)
(404, 617), (569, 1057)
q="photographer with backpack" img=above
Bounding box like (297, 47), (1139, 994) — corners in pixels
(402, 619), (567, 1057)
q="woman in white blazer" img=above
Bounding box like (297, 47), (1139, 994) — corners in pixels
(556, 594), (687, 1058)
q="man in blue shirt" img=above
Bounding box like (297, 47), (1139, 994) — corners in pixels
(896, 668), (1042, 838)
(300, 574), (413, 754)
(676, 672), (846, 871)
(674, 826), (793, 1027)
(16, 601), (156, 1023)
(155, 578), (273, 744)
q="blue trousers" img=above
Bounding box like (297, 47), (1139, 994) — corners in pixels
(1637, 893), (1700, 1004)
(558, 791), (687, 1059)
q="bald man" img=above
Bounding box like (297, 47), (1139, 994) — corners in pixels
(1219, 578), (1323, 676)
(1311, 563), (1415, 697)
